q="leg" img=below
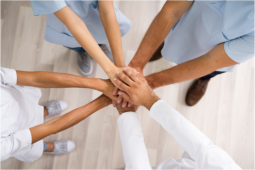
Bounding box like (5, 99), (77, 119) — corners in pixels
(44, 107), (49, 117)
(149, 41), (164, 62)
(43, 140), (75, 155)
(185, 71), (225, 106)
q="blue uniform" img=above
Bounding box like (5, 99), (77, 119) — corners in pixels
(162, 1), (254, 72)
(30, 1), (131, 48)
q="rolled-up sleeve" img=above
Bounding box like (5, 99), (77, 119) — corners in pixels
(0, 67), (17, 86)
(1, 129), (32, 161)
(224, 33), (254, 63)
(30, 1), (67, 16)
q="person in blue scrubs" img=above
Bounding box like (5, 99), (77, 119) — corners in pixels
(30, 0), (131, 81)
(124, 1), (254, 106)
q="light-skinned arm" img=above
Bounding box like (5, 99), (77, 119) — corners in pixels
(30, 94), (111, 144)
(128, 1), (193, 72)
(54, 6), (125, 86)
(16, 70), (117, 101)
(98, 1), (126, 67)
(145, 43), (238, 89)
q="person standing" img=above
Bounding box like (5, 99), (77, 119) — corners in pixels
(125, 1), (254, 106)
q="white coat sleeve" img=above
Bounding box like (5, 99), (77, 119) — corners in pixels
(0, 67), (17, 86)
(117, 112), (151, 170)
(150, 100), (241, 169)
(1, 129), (32, 161)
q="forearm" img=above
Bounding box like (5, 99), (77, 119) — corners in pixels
(30, 95), (111, 144)
(16, 71), (105, 92)
(99, 5), (126, 67)
(54, 6), (115, 74)
(146, 44), (238, 89)
(129, 1), (193, 70)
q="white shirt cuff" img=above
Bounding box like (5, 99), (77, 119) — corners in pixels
(1, 67), (17, 85)
(117, 112), (140, 125)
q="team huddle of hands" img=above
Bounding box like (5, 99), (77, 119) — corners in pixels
(102, 67), (160, 113)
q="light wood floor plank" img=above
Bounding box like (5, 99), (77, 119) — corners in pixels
(1, 1), (254, 169)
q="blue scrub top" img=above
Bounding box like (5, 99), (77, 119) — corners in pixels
(162, 1), (254, 72)
(30, 0), (131, 48)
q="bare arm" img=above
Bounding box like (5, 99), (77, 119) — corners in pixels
(30, 94), (111, 144)
(128, 1), (193, 71)
(99, 1), (126, 67)
(16, 71), (117, 101)
(54, 6), (123, 83)
(146, 44), (238, 89)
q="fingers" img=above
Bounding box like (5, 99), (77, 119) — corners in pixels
(112, 100), (116, 107)
(124, 68), (139, 82)
(117, 95), (123, 104)
(116, 72), (134, 87)
(118, 91), (132, 104)
(113, 87), (118, 95)
(122, 100), (128, 108)
(114, 77), (130, 92)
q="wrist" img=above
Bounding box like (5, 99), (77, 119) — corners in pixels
(128, 60), (144, 71)
(144, 94), (160, 110)
(146, 75), (156, 90)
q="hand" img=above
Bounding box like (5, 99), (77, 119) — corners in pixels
(113, 68), (160, 110)
(114, 101), (139, 115)
(110, 66), (139, 108)
(100, 79), (118, 101)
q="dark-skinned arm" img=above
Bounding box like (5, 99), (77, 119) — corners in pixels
(128, 1), (193, 71)
(146, 44), (238, 89)
(16, 71), (117, 101)
(30, 94), (111, 144)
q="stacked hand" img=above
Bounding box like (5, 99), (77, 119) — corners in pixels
(108, 66), (140, 108)
(113, 68), (160, 110)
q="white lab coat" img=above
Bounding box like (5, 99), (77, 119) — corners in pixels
(117, 100), (241, 169)
(1, 67), (44, 162)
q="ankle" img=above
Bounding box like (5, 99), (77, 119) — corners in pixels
(44, 142), (54, 152)
(44, 107), (49, 117)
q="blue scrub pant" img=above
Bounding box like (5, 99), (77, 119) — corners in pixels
(199, 71), (225, 81)
(43, 143), (47, 151)
(65, 44), (103, 53)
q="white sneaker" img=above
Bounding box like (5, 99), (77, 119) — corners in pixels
(100, 44), (114, 63)
(44, 140), (75, 155)
(77, 52), (93, 76)
(43, 100), (68, 116)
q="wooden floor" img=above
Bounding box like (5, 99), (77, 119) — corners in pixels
(1, 1), (254, 169)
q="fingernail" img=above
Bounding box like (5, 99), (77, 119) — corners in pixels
(114, 78), (116, 81)
(124, 68), (127, 71)
(117, 72), (120, 74)
(130, 70), (132, 72)
(118, 92), (121, 95)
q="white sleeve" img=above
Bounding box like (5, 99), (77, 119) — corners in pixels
(0, 67), (17, 86)
(150, 100), (241, 169)
(1, 129), (32, 161)
(117, 112), (151, 170)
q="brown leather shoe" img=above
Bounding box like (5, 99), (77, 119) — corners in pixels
(149, 42), (164, 62)
(185, 79), (210, 106)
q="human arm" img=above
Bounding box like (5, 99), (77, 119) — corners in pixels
(98, 1), (125, 67)
(145, 43), (239, 89)
(30, 94), (111, 144)
(114, 69), (241, 169)
(128, 1), (193, 72)
(54, 6), (124, 85)
(115, 103), (151, 169)
(16, 70), (117, 101)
